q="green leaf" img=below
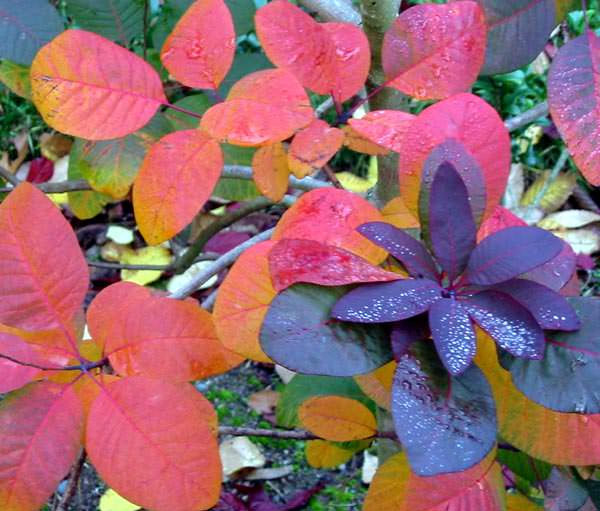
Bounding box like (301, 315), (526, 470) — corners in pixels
(164, 94), (212, 130)
(69, 113), (172, 199)
(67, 155), (112, 220)
(497, 449), (552, 486)
(66, 0), (145, 43)
(0, 0), (64, 65)
(261, 284), (393, 377)
(219, 52), (273, 97)
(0, 60), (31, 98)
(226, 0), (256, 35)
(277, 374), (372, 428)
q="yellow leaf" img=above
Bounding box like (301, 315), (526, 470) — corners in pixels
(507, 493), (542, 510)
(521, 171), (577, 213)
(299, 396), (377, 441)
(121, 246), (172, 285)
(538, 210), (600, 231)
(354, 361), (395, 410)
(337, 156), (378, 194)
(305, 440), (355, 469)
(99, 489), (140, 511)
(381, 197), (419, 230)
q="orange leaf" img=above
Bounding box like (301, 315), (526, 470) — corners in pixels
(507, 494), (542, 510)
(31, 30), (166, 140)
(213, 241), (276, 363)
(0, 183), (88, 343)
(200, 69), (313, 146)
(305, 440), (355, 469)
(133, 130), (223, 245)
(348, 110), (415, 153)
(400, 93), (511, 222)
(0, 382), (84, 511)
(354, 361), (396, 410)
(252, 143), (290, 202)
(382, 2), (487, 100)
(288, 119), (344, 178)
(273, 188), (387, 264)
(298, 396), (377, 441)
(88, 282), (243, 381)
(363, 450), (504, 511)
(255, 1), (369, 102)
(475, 331), (600, 466)
(381, 197), (420, 229)
(342, 125), (390, 156)
(86, 377), (221, 511)
(160, 0), (235, 89)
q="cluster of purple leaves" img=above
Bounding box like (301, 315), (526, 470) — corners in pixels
(215, 483), (324, 511)
(332, 162), (581, 375)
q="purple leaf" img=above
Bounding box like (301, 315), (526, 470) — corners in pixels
(331, 279), (441, 323)
(205, 231), (251, 254)
(465, 290), (545, 359)
(492, 279), (581, 331)
(428, 161), (477, 281)
(463, 226), (563, 286)
(429, 297), (476, 375)
(357, 222), (439, 281)
(391, 315), (430, 361)
(522, 241), (576, 291)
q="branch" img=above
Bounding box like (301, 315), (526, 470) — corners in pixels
(168, 228), (275, 299)
(504, 101), (549, 132)
(53, 449), (86, 511)
(0, 353), (108, 372)
(218, 425), (397, 440)
(297, 0), (361, 25)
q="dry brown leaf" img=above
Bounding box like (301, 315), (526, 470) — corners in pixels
(553, 229), (600, 255)
(521, 171), (577, 213)
(248, 389), (280, 416)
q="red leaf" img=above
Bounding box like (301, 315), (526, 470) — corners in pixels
(86, 377), (221, 511)
(0, 332), (42, 392)
(0, 183), (88, 338)
(400, 93), (511, 222)
(273, 188), (387, 264)
(87, 282), (243, 381)
(548, 30), (600, 185)
(268, 239), (401, 291)
(0, 382), (84, 511)
(133, 130), (223, 245)
(200, 69), (313, 146)
(288, 120), (344, 178)
(382, 2), (487, 100)
(26, 157), (53, 183)
(348, 110), (415, 153)
(160, 0), (235, 89)
(477, 205), (526, 241)
(255, 0), (369, 102)
(31, 30), (166, 140)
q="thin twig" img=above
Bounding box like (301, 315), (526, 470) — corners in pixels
(168, 228), (275, 299)
(201, 289), (219, 311)
(323, 164), (344, 189)
(0, 179), (91, 194)
(162, 102), (204, 119)
(315, 97), (335, 117)
(54, 450), (86, 511)
(173, 197), (276, 273)
(0, 166), (19, 186)
(297, 0), (361, 24)
(504, 101), (549, 132)
(218, 425), (397, 440)
(0, 353), (108, 372)
(532, 148), (570, 208)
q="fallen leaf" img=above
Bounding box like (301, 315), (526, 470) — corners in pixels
(275, 365), (296, 384)
(245, 466), (293, 480)
(553, 229), (600, 255)
(502, 163), (525, 209)
(99, 489), (140, 511)
(106, 226), (135, 245)
(40, 133), (72, 162)
(362, 451), (379, 484)
(520, 171), (577, 213)
(167, 260), (218, 292)
(248, 390), (280, 416)
(121, 246), (172, 285)
(539, 210), (600, 230)
(220, 437), (266, 479)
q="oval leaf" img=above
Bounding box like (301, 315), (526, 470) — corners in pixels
(363, 450), (504, 511)
(506, 297), (600, 414)
(401, 93), (510, 222)
(161, 0), (235, 89)
(252, 142), (290, 202)
(88, 282), (243, 381)
(348, 110), (415, 153)
(273, 188), (387, 264)
(477, 0), (557, 75)
(86, 377), (221, 511)
(268, 239), (400, 291)
(288, 120), (344, 178)
(392, 342), (497, 476)
(299, 396), (377, 441)
(133, 130), (223, 245)
(305, 440), (355, 469)
(464, 226), (563, 285)
(383, 2), (487, 100)
(0, 183), (88, 334)
(0, 0), (64, 65)
(332, 279), (442, 324)
(260, 284), (392, 377)
(200, 69), (313, 146)
(0, 382), (84, 511)
(548, 31), (600, 186)
(213, 241), (276, 363)
(0, 332), (43, 392)
(31, 30), (165, 140)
